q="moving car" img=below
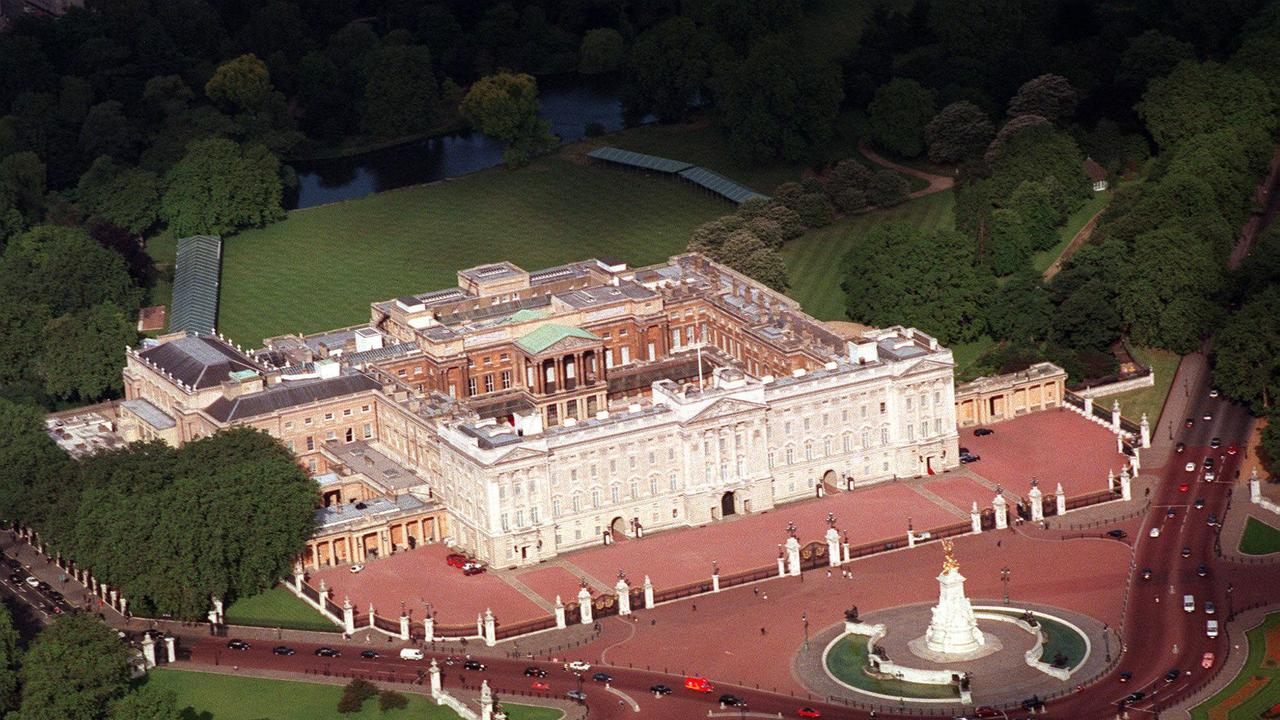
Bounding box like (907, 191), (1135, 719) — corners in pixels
(531, 681), (550, 691)
(1203, 411), (1213, 420)
(1181, 546), (1192, 558)
(974, 428), (994, 436)
(1204, 601), (1216, 615)
(227, 640), (250, 650)
(1185, 462), (1196, 472)
(591, 672), (612, 683)
(1194, 498), (1205, 509)
(1149, 527), (1160, 538)
(719, 694), (745, 707)
(272, 646), (295, 656)
(1179, 483), (1190, 492)
(685, 676), (714, 693)
(1209, 388), (1220, 398)
(1185, 418), (1195, 428)
(314, 647), (340, 657)
(463, 660), (486, 671)
(1118, 671), (1132, 683)
(361, 650), (379, 659)
(524, 667), (548, 677)
(1141, 567), (1153, 580)
(446, 553), (468, 568)
(568, 660), (591, 672)
(1207, 620), (1219, 638)
(1227, 443), (1238, 455)
(1205, 470), (1216, 481)
(1167, 507), (1176, 517)
(567, 690), (587, 702)
(798, 708), (822, 718)
(650, 684), (672, 695)
(1209, 437), (1221, 449)
(349, 564), (364, 574)
(1176, 442), (1186, 453)
(1202, 652), (1215, 669)
(1164, 669), (1180, 683)
(399, 648), (424, 661)
(1184, 595), (1195, 612)
(1106, 529), (1127, 538)
(1208, 513), (1219, 526)
(1204, 457), (1215, 469)
(24, 576), (38, 588)
(1196, 564), (1208, 577)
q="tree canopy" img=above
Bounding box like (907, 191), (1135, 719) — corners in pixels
(868, 78), (936, 158)
(1137, 61), (1277, 150)
(16, 613), (130, 720)
(159, 138), (284, 237)
(924, 101), (994, 164)
(459, 72), (557, 168)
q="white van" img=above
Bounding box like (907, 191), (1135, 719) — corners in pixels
(1183, 595), (1195, 613)
(399, 648), (425, 661)
(1206, 620), (1219, 638)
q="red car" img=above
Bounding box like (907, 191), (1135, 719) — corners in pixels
(446, 553), (468, 568)
(684, 676), (714, 693)
(1179, 483), (1190, 492)
(1227, 443), (1238, 455)
(798, 708), (821, 718)
(532, 681), (550, 691)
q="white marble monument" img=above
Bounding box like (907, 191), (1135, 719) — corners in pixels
(910, 539), (1001, 662)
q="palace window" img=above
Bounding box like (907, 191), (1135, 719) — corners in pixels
(306, 436), (315, 451)
(324, 412), (334, 422)
(650, 477), (658, 495)
(515, 509), (524, 527)
(669, 473), (678, 491)
(501, 371), (511, 389)
(553, 498), (562, 517)
(908, 425), (915, 441)
(362, 423), (372, 439)
(881, 428), (889, 444)
(879, 402), (886, 414)
(934, 418), (942, 434)
(592, 489), (601, 508)
(785, 447), (794, 465)
(343, 408), (352, 417)
(629, 480), (638, 498)
(805, 441), (814, 460)
(484, 374), (494, 393)
(467, 377), (477, 396)
(906, 398), (913, 411)
(531, 506), (539, 524)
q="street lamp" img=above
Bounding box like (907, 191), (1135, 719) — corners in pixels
(826, 512), (836, 528)
(1000, 567), (1010, 604)
(786, 521), (797, 538)
(802, 611), (809, 651)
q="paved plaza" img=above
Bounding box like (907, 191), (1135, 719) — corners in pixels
(314, 411), (1131, 627)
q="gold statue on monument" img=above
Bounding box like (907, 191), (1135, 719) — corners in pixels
(941, 538), (959, 573)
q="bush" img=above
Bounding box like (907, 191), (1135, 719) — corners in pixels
(792, 192), (834, 228)
(866, 170), (910, 208)
(338, 679), (378, 713)
(584, 122), (605, 137)
(379, 690), (409, 711)
(773, 181), (805, 207)
(830, 186), (867, 214)
(763, 203), (805, 239)
(745, 217), (785, 249)
(735, 197), (773, 220)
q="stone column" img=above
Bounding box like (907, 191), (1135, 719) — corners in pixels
(710, 569), (720, 593)
(1028, 481), (1044, 523)
(212, 596), (224, 624)
(1131, 450), (1141, 473)
(785, 536), (801, 576)
(342, 597), (355, 635)
(617, 576), (632, 614)
(424, 614), (435, 642)
(554, 596), (566, 629)
(1083, 396), (1093, 416)
(1111, 400), (1121, 433)
(841, 540), (851, 564)
(368, 603), (376, 629)
(1116, 433), (1124, 454)
(480, 680), (493, 720)
(578, 585), (593, 625)
(1107, 469), (1116, 491)
(776, 548), (786, 578)
(483, 608), (496, 646)
(1120, 465), (1132, 502)
(164, 636), (176, 663)
(826, 527), (841, 566)
(1251, 469), (1262, 503)
(110, 588), (119, 611)
(476, 613), (483, 638)
(993, 493), (1008, 530)
(293, 560), (305, 589)
(970, 502), (981, 534)
(643, 576), (654, 609)
(318, 579), (330, 608)
(429, 658), (442, 697)
(1140, 413), (1151, 449)
(120, 598), (128, 617)
(399, 613), (410, 641)
(1055, 483), (1067, 516)
(141, 633), (156, 669)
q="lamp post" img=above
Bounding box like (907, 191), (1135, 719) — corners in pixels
(1000, 567), (1010, 604)
(802, 611), (809, 651)
(786, 521), (797, 538)
(826, 512), (836, 528)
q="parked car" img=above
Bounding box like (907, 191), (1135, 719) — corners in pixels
(1106, 529), (1127, 538)
(446, 553), (468, 568)
(227, 640), (250, 650)
(1118, 671), (1132, 683)
(524, 667), (548, 677)
(1123, 691), (1146, 703)
(1203, 411), (1213, 421)
(1176, 442), (1186, 453)
(567, 690), (587, 702)
(1179, 482), (1190, 492)
(272, 646), (295, 656)
(23, 576), (38, 588)
(463, 660), (486, 671)
(959, 452), (981, 463)
(1141, 567), (1153, 580)
(974, 428), (994, 436)
(399, 648), (424, 661)
(1149, 527), (1160, 538)
(592, 672), (612, 683)
(532, 681), (550, 691)
(314, 647), (340, 657)
(1194, 498), (1205, 509)
(1207, 514), (1219, 526)
(1167, 507), (1176, 517)
(568, 660), (591, 672)
(1185, 462), (1196, 472)
(1210, 388), (1220, 398)
(462, 562), (486, 576)
(1202, 652), (1215, 669)
(361, 650), (379, 659)
(7, 573), (22, 584)
(349, 564), (364, 573)
(1164, 669), (1180, 683)
(1209, 437), (1221, 449)
(1227, 443), (1238, 455)
(719, 694), (745, 707)
(650, 684), (672, 695)
(1204, 457), (1214, 469)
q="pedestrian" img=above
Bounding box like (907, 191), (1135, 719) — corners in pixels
(826, 570), (831, 578)
(650, 618), (655, 625)
(753, 587), (759, 597)
(762, 593), (768, 600)
(996, 540), (1001, 548)
(692, 603), (696, 611)
(760, 627), (766, 636)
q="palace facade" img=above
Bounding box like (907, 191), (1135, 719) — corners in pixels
(118, 254), (959, 569)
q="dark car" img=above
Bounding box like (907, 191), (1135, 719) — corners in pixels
(272, 646), (295, 656)
(1176, 442), (1186, 453)
(1185, 418), (1194, 428)
(650, 684), (672, 695)
(1021, 697), (1045, 710)
(462, 562), (487, 576)
(1196, 564), (1208, 577)
(1207, 514), (1219, 526)
(719, 694), (745, 707)
(1181, 546), (1192, 558)
(1204, 457), (1214, 469)
(1164, 669), (1180, 683)
(48, 590), (63, 602)
(567, 690), (587, 702)
(1124, 691), (1146, 703)
(974, 428), (994, 436)
(360, 650), (379, 659)
(1118, 671), (1132, 683)
(1106, 529), (1127, 538)
(36, 581), (51, 592)
(1141, 567), (1153, 580)
(7, 573), (21, 584)
(592, 672), (612, 683)
(1167, 507), (1176, 517)
(463, 660), (486, 671)
(226, 639), (250, 650)
(1194, 498), (1205, 509)
(524, 667), (547, 677)
(959, 452), (980, 463)
(314, 646), (340, 657)
(1209, 437), (1221, 449)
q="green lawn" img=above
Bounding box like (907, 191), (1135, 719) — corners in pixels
(144, 230), (178, 318)
(223, 587), (339, 633)
(217, 153), (727, 345)
(1192, 612), (1280, 720)
(1091, 346), (1183, 428)
(1240, 517), (1280, 556)
(782, 189), (956, 321)
(951, 337), (1000, 383)
(823, 635), (960, 699)
(144, 669), (562, 720)
(1031, 190), (1112, 274)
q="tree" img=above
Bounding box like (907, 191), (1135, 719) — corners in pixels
(1137, 61), (1277, 150)
(205, 54), (273, 112)
(1261, 413), (1280, 480)
(688, 215), (743, 257)
(79, 102), (141, 161)
(17, 613), (130, 720)
(867, 78), (936, 158)
(459, 73), (557, 168)
(738, 247), (789, 291)
(40, 302), (136, 402)
(0, 225), (138, 319)
(1007, 74), (1078, 123)
(924, 101), (994, 164)
(1213, 288), (1280, 412)
(359, 45), (438, 138)
(761, 203), (804, 240)
(0, 399), (74, 530)
(1006, 180), (1059, 251)
(76, 157), (161, 235)
(1116, 31), (1195, 89)
(986, 271), (1053, 343)
(378, 690), (409, 712)
(108, 686), (180, 720)
(983, 123), (1089, 215)
(713, 38), (844, 161)
(338, 679), (379, 713)
(0, 152), (46, 221)
(1118, 226), (1221, 352)
(160, 138), (284, 237)
(578, 28), (624, 75)
(627, 17), (712, 121)
(0, 603), (17, 716)
(842, 225), (988, 344)
(866, 170), (910, 208)
(1052, 279), (1123, 352)
(988, 208), (1031, 276)
(791, 193), (834, 228)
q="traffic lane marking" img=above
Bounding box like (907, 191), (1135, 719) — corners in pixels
(604, 684), (640, 712)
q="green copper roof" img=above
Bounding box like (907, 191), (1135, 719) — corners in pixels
(501, 308), (551, 325)
(515, 324), (600, 355)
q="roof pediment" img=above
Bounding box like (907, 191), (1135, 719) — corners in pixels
(897, 358), (954, 377)
(494, 446), (549, 464)
(685, 397), (764, 425)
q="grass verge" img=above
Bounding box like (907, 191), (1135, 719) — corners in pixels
(823, 635), (961, 699)
(1240, 517), (1280, 556)
(223, 587), (340, 633)
(1191, 612), (1280, 719)
(144, 669), (562, 720)
(1091, 346), (1182, 428)
(1031, 190), (1112, 274)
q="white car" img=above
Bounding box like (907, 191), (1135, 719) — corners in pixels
(1185, 462), (1196, 472)
(24, 576), (38, 588)
(567, 661), (591, 672)
(349, 564), (364, 574)
(1149, 527), (1160, 538)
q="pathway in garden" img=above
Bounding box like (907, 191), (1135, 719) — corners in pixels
(1042, 199), (1109, 281)
(856, 141), (954, 198)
